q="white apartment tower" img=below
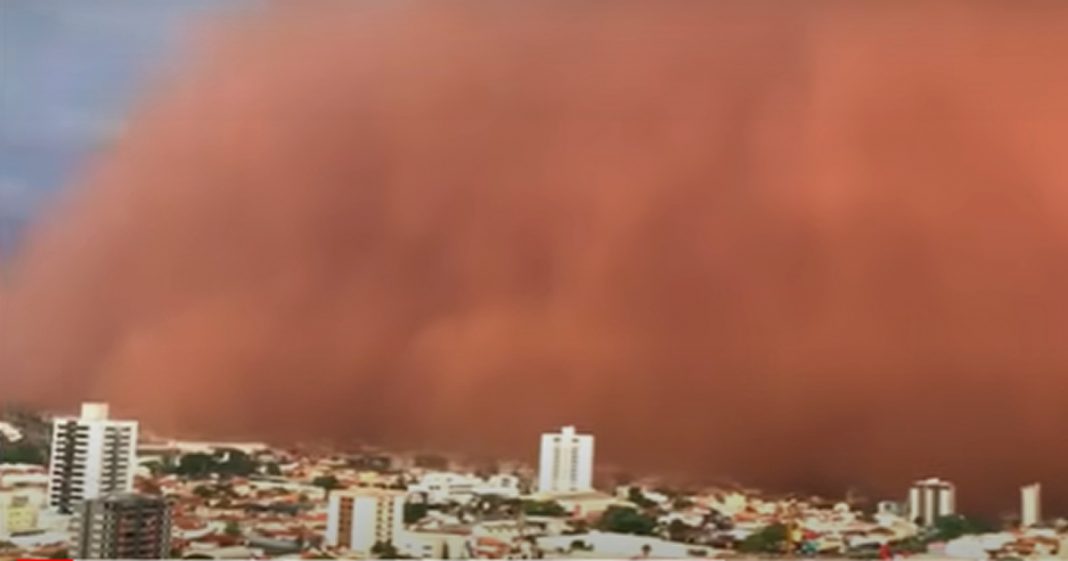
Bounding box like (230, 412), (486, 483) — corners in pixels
(537, 425), (594, 494)
(1021, 483), (1042, 527)
(325, 489), (405, 556)
(908, 477), (956, 526)
(48, 403), (138, 514)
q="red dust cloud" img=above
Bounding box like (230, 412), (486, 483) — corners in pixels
(2, 1), (1068, 516)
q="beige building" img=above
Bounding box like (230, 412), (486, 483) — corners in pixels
(1021, 483), (1041, 528)
(396, 529), (470, 559)
(325, 489), (405, 556)
(0, 486), (46, 537)
(907, 477), (955, 526)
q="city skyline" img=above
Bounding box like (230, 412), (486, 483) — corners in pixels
(0, 401), (1064, 559)
(27, 402), (1066, 525)
(3, 0), (1068, 534)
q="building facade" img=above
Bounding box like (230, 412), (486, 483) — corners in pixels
(48, 403), (138, 514)
(907, 477), (956, 526)
(1021, 483), (1042, 527)
(74, 493), (172, 559)
(325, 489), (405, 556)
(537, 426), (594, 494)
(0, 486), (46, 537)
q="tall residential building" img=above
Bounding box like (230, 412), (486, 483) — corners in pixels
(1021, 483), (1042, 527)
(48, 403), (138, 514)
(325, 488), (405, 555)
(74, 493), (171, 559)
(537, 425), (594, 494)
(907, 477), (956, 526)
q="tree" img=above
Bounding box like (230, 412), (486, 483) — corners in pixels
(627, 487), (656, 509)
(217, 450), (258, 477)
(371, 541), (399, 559)
(0, 441), (46, 465)
(142, 460), (165, 476)
(522, 500), (567, 517)
(176, 453), (216, 478)
(597, 506), (657, 536)
(931, 515), (992, 541)
(672, 497), (695, 510)
(224, 520), (242, 537)
(737, 523), (789, 554)
(265, 462), (283, 476)
(667, 519), (697, 543)
(312, 475), (341, 491)
(566, 518), (590, 535)
(404, 503), (430, 524)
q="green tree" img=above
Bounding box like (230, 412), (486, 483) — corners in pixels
(312, 475), (341, 491)
(567, 518), (590, 534)
(522, 500), (567, 517)
(672, 497), (694, 510)
(218, 450), (257, 476)
(668, 519), (697, 543)
(892, 536), (929, 555)
(597, 506), (657, 536)
(627, 487), (656, 509)
(224, 520), (242, 537)
(931, 515), (992, 541)
(404, 503), (430, 524)
(371, 541), (399, 559)
(737, 523), (789, 554)
(265, 462), (283, 476)
(176, 453), (216, 478)
(0, 441), (47, 465)
(142, 460), (165, 476)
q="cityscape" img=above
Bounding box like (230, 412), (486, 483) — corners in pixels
(0, 403), (1064, 560)
(4, 1), (1068, 559)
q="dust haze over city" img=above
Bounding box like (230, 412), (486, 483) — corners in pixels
(2, 0), (1068, 523)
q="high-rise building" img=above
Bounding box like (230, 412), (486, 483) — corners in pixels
(325, 488), (405, 556)
(74, 493), (171, 559)
(1021, 483), (1042, 527)
(907, 478), (956, 526)
(48, 403), (138, 514)
(537, 425), (594, 494)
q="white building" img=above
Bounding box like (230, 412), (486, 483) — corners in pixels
(538, 531), (715, 558)
(47, 403), (138, 514)
(537, 426), (594, 494)
(325, 488), (405, 556)
(396, 529), (470, 559)
(1021, 483), (1041, 527)
(907, 477), (955, 526)
(408, 472), (520, 505)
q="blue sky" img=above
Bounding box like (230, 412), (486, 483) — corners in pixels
(0, 0), (258, 252)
